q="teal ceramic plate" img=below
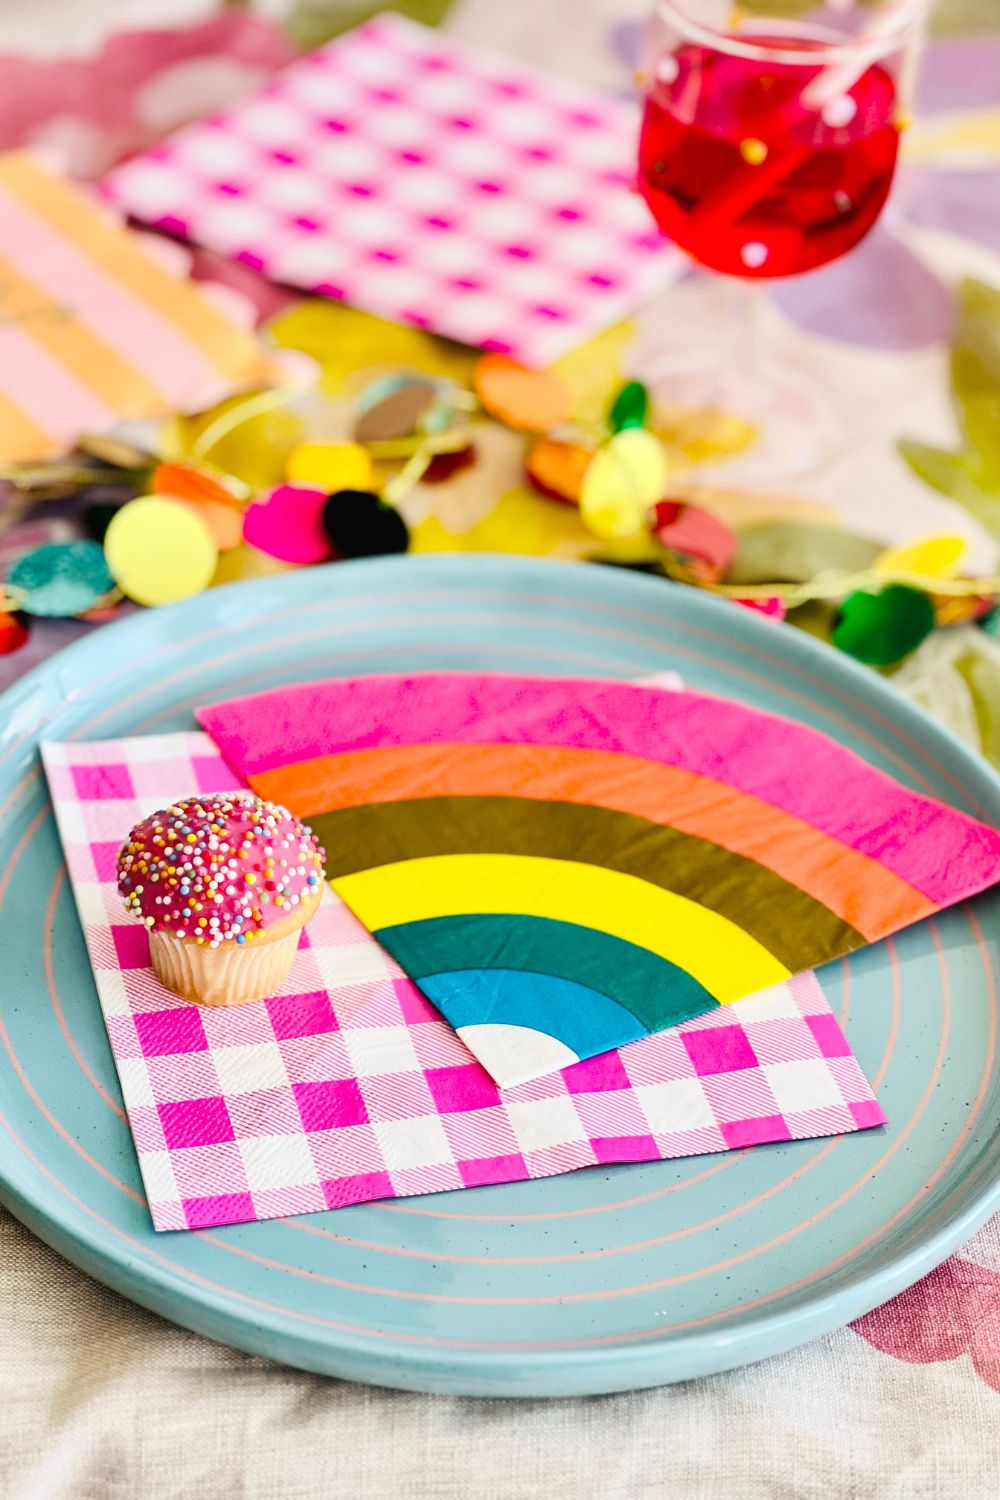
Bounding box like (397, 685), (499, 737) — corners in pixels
(2, 555), (999, 1397)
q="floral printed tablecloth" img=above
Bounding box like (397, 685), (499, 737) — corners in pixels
(2, 3), (1000, 1496)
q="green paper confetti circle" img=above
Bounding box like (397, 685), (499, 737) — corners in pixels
(609, 380), (649, 433)
(833, 584), (936, 668)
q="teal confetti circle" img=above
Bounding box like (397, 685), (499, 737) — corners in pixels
(8, 540), (115, 618)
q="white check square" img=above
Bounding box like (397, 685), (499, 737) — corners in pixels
(75, 882), (109, 926)
(731, 982), (800, 1024)
(765, 1060), (844, 1114)
(506, 1096), (582, 1154)
(97, 966), (130, 1018)
(139, 1150), (178, 1204)
(213, 1042), (289, 1095)
(635, 1078), (716, 1134)
(115, 1055), (155, 1109)
(239, 1133), (317, 1193)
(313, 942), (396, 989)
(375, 1115), (452, 1171)
(343, 1025), (420, 1079)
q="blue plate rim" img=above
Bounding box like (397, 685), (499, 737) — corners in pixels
(2, 553), (1000, 1394)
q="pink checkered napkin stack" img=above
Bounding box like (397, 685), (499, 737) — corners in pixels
(102, 15), (678, 365)
(42, 732), (885, 1232)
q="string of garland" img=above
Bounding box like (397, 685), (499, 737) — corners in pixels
(1, 361), (997, 673)
(700, 568), (1000, 606)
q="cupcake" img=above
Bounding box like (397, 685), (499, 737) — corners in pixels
(117, 792), (326, 1007)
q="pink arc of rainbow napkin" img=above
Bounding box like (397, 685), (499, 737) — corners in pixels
(197, 672), (1000, 1090)
(42, 730), (883, 1233)
(102, 14), (678, 366)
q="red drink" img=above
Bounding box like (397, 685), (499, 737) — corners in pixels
(639, 38), (901, 277)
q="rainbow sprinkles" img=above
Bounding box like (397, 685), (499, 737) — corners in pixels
(117, 792), (325, 947)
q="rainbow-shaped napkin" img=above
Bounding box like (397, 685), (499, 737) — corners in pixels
(199, 673), (1000, 1087)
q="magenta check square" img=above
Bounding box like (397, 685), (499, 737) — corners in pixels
(183, 1192), (255, 1229)
(111, 925), (151, 970)
(267, 990), (338, 1040)
(192, 755), (242, 793)
(563, 1052), (631, 1094)
(425, 1064), (501, 1113)
(91, 841), (123, 883)
(458, 1153), (528, 1188)
(293, 1078), (368, 1131)
(720, 1115), (794, 1149)
(72, 763), (134, 800)
(682, 1025), (759, 1077)
(323, 1172), (393, 1209)
(850, 1099), (887, 1129)
(135, 1007), (208, 1058)
(42, 729), (885, 1232)
(592, 1134), (658, 1164)
(806, 1012), (854, 1058)
(159, 1096), (234, 1149)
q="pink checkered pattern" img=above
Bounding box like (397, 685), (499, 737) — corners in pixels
(102, 15), (678, 366)
(41, 732), (885, 1232)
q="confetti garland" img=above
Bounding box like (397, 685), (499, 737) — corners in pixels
(0, 350), (996, 674)
(704, 569), (1000, 607)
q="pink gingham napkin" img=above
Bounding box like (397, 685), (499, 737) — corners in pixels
(41, 732), (885, 1232)
(102, 15), (678, 365)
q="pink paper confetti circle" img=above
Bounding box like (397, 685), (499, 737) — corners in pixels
(243, 483), (334, 565)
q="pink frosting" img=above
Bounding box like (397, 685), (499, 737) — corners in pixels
(117, 792), (325, 947)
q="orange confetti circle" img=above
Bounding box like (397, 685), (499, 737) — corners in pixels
(152, 463), (245, 552)
(524, 438), (593, 505)
(474, 354), (575, 432)
(152, 463), (241, 507)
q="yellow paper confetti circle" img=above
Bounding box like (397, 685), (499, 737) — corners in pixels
(579, 429), (668, 540)
(104, 496), (218, 607)
(872, 534), (967, 581)
(286, 441), (374, 492)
